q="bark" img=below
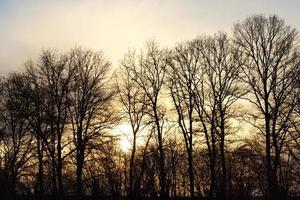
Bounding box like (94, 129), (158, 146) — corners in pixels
(37, 138), (44, 198)
(129, 133), (136, 196)
(219, 113), (227, 200)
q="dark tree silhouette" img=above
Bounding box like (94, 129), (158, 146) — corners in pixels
(0, 14), (300, 200)
(23, 62), (50, 198)
(30, 50), (75, 197)
(117, 51), (148, 197)
(234, 15), (300, 200)
(68, 48), (116, 197)
(0, 74), (34, 197)
(166, 41), (201, 198)
(126, 40), (169, 198)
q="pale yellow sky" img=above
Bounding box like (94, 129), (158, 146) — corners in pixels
(1, 0), (300, 74)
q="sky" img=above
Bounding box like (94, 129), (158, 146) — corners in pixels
(1, 0), (300, 74)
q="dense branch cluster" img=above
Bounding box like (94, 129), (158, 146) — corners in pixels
(0, 15), (299, 200)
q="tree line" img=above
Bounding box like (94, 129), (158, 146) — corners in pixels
(0, 15), (299, 200)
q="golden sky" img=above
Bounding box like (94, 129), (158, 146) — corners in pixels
(1, 0), (300, 74)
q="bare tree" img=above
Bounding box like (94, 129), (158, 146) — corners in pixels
(0, 74), (34, 197)
(234, 15), (300, 200)
(22, 62), (50, 198)
(192, 33), (242, 199)
(0, 14), (300, 200)
(68, 47), (116, 197)
(117, 51), (148, 197)
(287, 73), (300, 190)
(166, 41), (201, 198)
(34, 50), (75, 197)
(127, 40), (169, 198)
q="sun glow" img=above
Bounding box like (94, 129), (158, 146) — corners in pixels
(119, 139), (132, 153)
(117, 123), (133, 153)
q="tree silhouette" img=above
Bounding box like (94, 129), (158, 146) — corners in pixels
(117, 50), (148, 198)
(126, 40), (169, 198)
(68, 47), (116, 197)
(0, 14), (299, 200)
(234, 15), (300, 200)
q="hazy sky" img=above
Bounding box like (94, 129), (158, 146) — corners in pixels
(1, 0), (300, 74)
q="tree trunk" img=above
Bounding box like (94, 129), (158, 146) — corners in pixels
(188, 100), (195, 198)
(76, 125), (84, 198)
(219, 113), (227, 200)
(265, 111), (276, 200)
(153, 105), (167, 199)
(157, 132), (166, 199)
(219, 137), (226, 200)
(187, 146), (195, 198)
(37, 138), (44, 198)
(209, 134), (217, 200)
(57, 135), (64, 198)
(129, 134), (136, 196)
(11, 170), (16, 199)
(76, 149), (84, 197)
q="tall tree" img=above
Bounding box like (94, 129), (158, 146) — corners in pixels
(167, 41), (201, 198)
(234, 15), (300, 200)
(127, 40), (168, 198)
(23, 62), (49, 198)
(68, 48), (116, 197)
(117, 50), (148, 197)
(0, 74), (34, 197)
(35, 50), (75, 197)
(195, 33), (242, 200)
